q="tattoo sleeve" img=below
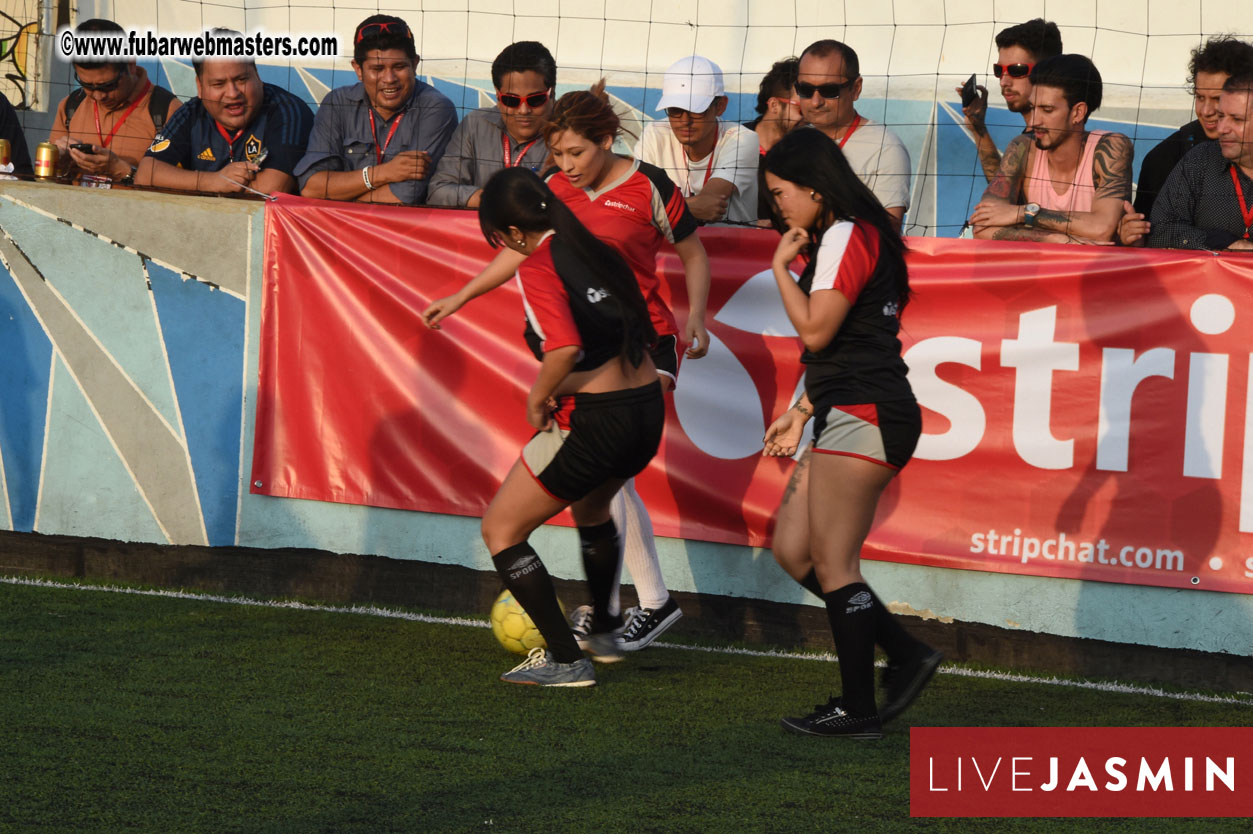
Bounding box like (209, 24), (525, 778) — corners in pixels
(977, 133), (1002, 183)
(991, 226), (1059, 242)
(1093, 133), (1134, 203)
(981, 135), (1030, 202)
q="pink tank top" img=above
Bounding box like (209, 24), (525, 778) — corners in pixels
(1025, 129), (1109, 213)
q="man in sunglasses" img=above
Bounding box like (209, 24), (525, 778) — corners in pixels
(959, 19), (1062, 182)
(49, 18), (180, 185)
(138, 29), (313, 196)
(297, 15), (455, 204)
(634, 55), (760, 224)
(795, 39), (910, 231)
(970, 54), (1132, 245)
(428, 41), (555, 207)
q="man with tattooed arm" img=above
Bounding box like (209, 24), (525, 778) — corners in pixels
(969, 54), (1133, 245)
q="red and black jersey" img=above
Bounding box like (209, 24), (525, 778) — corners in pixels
(546, 159), (698, 337)
(798, 219), (913, 406)
(518, 234), (636, 372)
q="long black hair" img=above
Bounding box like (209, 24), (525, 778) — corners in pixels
(479, 167), (656, 367)
(762, 128), (910, 311)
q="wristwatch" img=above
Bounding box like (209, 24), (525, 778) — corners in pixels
(118, 165), (136, 186)
(1023, 202), (1041, 228)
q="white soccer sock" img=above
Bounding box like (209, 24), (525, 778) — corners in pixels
(610, 478), (670, 610)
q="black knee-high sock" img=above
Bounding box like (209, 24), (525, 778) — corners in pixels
(799, 569), (824, 598)
(578, 520), (622, 632)
(492, 542), (582, 663)
(870, 589), (926, 663)
(823, 583), (878, 716)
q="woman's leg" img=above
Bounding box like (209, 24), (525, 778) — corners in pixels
(771, 450), (824, 597)
(571, 479), (628, 647)
(482, 459), (582, 663)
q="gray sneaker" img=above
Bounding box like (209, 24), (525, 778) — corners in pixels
(500, 648), (597, 687)
(569, 604), (594, 650)
(583, 631), (625, 664)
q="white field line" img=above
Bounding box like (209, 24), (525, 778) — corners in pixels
(4, 574), (1250, 707)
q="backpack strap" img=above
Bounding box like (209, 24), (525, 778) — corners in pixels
(63, 87), (86, 132)
(148, 85), (175, 132)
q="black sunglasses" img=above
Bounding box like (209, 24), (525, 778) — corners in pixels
(664, 104), (716, 120)
(78, 74), (123, 94)
(993, 62), (1034, 79)
(496, 89), (551, 108)
(794, 79), (854, 100)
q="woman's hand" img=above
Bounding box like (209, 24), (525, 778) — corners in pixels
(763, 408), (808, 457)
(527, 395), (553, 430)
(421, 294), (463, 329)
(772, 226), (809, 270)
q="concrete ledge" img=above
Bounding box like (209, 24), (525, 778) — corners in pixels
(2, 530), (1248, 693)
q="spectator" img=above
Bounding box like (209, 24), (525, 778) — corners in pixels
(137, 29), (313, 196)
(1131, 36), (1253, 219)
(297, 15), (456, 204)
(746, 57), (803, 154)
(1141, 72), (1253, 251)
(1, 91), (32, 176)
(427, 41), (554, 207)
(796, 39), (911, 230)
(49, 18), (179, 185)
(634, 55), (760, 224)
(970, 54), (1133, 244)
(959, 18), (1063, 182)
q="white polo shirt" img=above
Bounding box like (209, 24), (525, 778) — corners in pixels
(635, 119), (760, 223)
(835, 118), (912, 211)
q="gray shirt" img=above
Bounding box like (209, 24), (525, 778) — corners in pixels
(294, 81), (457, 205)
(426, 107), (550, 206)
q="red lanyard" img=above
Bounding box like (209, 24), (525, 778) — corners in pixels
(503, 132), (541, 168)
(215, 122), (244, 150)
(1231, 166), (1253, 239)
(369, 110), (405, 164)
(93, 80), (151, 149)
(838, 115), (862, 149)
(685, 127), (719, 197)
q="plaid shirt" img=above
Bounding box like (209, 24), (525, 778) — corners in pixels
(1148, 141), (1253, 250)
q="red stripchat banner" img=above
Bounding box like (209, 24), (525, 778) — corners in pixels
(911, 726), (1253, 817)
(253, 195), (1253, 594)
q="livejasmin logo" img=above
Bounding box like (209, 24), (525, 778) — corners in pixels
(910, 727), (1252, 818)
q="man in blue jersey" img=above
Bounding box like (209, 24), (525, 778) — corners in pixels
(137, 29), (313, 195)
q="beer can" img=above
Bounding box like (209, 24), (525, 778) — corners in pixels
(34, 142), (58, 180)
(0, 137), (10, 168)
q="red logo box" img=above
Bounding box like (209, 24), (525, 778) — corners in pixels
(911, 727), (1252, 817)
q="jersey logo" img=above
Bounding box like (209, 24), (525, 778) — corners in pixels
(586, 288), (610, 303)
(883, 301), (900, 317)
(244, 134), (263, 163)
(147, 135), (170, 154)
(197, 147), (216, 162)
(602, 199), (636, 213)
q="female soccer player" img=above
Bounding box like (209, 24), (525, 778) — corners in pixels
(474, 167), (664, 686)
(424, 83), (710, 653)
(760, 129), (942, 737)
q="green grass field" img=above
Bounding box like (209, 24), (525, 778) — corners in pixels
(2, 577), (1248, 833)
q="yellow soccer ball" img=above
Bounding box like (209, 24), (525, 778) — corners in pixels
(490, 589), (548, 655)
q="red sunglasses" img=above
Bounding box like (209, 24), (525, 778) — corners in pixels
(993, 62), (1034, 79)
(355, 22), (413, 45)
(497, 89), (551, 108)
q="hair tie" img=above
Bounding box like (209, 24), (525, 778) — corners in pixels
(539, 200), (547, 210)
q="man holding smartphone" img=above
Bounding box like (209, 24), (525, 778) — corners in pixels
(49, 18), (180, 185)
(958, 19), (1062, 182)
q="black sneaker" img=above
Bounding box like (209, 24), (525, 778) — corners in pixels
(619, 597), (682, 651)
(879, 647), (943, 723)
(781, 696), (882, 739)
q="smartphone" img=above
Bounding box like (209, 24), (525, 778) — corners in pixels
(960, 73), (979, 108)
(70, 142), (95, 153)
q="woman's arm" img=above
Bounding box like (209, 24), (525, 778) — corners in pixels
(422, 247), (528, 328)
(771, 228), (851, 353)
(673, 234), (711, 358)
(763, 391), (814, 457)
(527, 345), (581, 429)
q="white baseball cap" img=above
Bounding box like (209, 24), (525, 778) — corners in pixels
(656, 55), (725, 113)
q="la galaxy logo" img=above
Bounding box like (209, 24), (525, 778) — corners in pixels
(147, 134), (170, 154)
(244, 134), (263, 163)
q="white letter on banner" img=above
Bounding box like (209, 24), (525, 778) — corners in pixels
(1001, 306), (1079, 469)
(1097, 347), (1175, 471)
(905, 337), (985, 461)
(1184, 353), (1228, 479)
(1243, 357), (1253, 532)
